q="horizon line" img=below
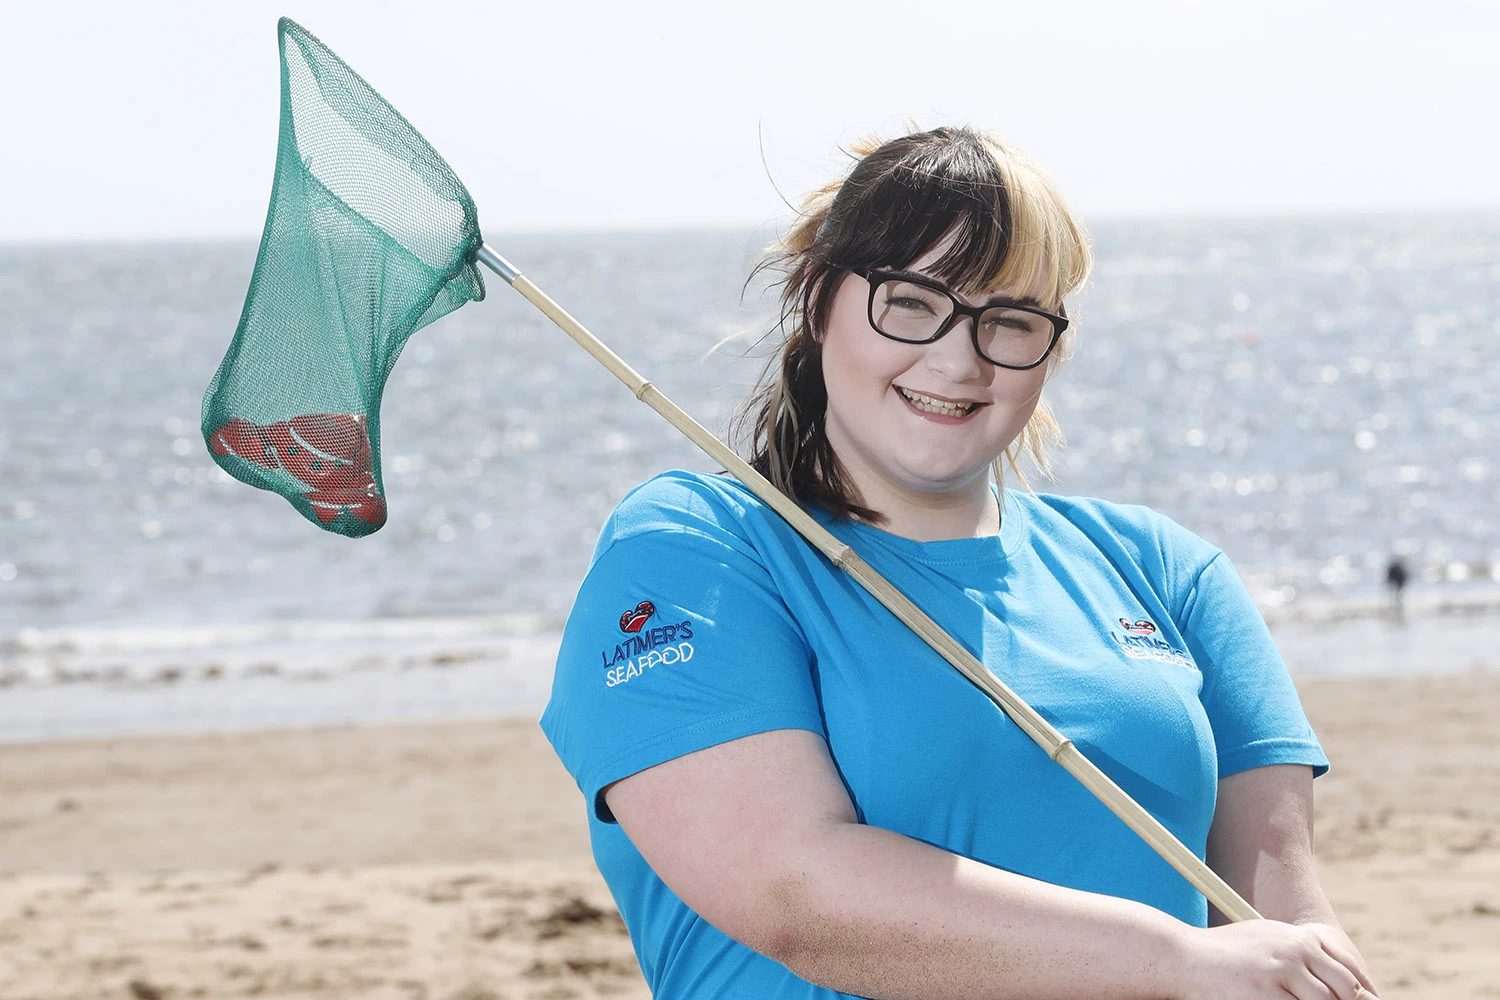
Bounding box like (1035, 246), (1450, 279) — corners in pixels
(5, 203), (1500, 248)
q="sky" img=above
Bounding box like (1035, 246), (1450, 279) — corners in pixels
(2, 0), (1497, 241)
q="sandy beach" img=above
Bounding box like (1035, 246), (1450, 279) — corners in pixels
(1, 673), (1496, 1000)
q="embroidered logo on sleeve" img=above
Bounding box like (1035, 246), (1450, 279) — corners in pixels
(1110, 616), (1195, 669)
(600, 598), (695, 688)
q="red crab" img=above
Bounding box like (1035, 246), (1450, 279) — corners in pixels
(210, 412), (386, 528)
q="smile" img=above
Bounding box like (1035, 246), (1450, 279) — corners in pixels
(896, 386), (980, 417)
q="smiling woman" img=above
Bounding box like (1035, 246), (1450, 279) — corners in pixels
(738, 128), (1089, 531)
(538, 127), (1380, 1000)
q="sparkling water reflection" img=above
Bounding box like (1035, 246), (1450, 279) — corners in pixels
(1, 217), (1497, 642)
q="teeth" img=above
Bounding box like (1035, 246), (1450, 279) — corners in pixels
(899, 387), (976, 417)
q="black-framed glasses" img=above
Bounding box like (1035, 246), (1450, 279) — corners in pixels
(848, 267), (1069, 370)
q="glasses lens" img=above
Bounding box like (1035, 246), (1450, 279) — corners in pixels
(974, 308), (1055, 367)
(870, 279), (954, 341)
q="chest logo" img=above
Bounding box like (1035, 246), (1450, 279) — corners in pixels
(1111, 615), (1195, 670)
(619, 600), (656, 633)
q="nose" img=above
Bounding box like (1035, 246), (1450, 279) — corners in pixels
(924, 314), (988, 382)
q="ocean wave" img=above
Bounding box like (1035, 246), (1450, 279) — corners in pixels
(0, 613), (564, 689)
(5, 586), (1500, 692)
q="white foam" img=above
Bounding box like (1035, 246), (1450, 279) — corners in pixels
(0, 613), (563, 688)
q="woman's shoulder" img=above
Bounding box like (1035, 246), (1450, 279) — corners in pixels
(1010, 489), (1223, 576)
(596, 470), (774, 551)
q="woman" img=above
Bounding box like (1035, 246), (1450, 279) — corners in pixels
(540, 127), (1377, 999)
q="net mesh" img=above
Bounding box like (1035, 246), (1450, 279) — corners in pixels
(202, 17), (484, 536)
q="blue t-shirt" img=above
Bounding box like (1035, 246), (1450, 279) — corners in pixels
(540, 470), (1327, 999)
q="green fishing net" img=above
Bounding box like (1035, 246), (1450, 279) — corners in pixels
(202, 17), (485, 536)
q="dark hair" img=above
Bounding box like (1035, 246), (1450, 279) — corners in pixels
(734, 126), (1093, 523)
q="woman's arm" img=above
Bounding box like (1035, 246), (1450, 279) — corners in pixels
(1207, 765), (1374, 978)
(606, 730), (1377, 1000)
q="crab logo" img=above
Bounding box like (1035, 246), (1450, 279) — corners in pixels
(619, 601), (656, 634)
(1119, 618), (1157, 636)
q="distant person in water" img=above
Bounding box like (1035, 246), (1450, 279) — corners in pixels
(1385, 557), (1409, 621)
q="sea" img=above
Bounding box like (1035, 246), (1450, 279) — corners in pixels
(3, 217), (1498, 741)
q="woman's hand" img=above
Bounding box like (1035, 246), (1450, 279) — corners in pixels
(1169, 919), (1379, 1000)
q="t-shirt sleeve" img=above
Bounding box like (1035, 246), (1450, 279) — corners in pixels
(539, 480), (827, 822)
(1179, 551), (1329, 779)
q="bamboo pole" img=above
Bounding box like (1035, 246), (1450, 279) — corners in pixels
(477, 244), (1261, 924)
